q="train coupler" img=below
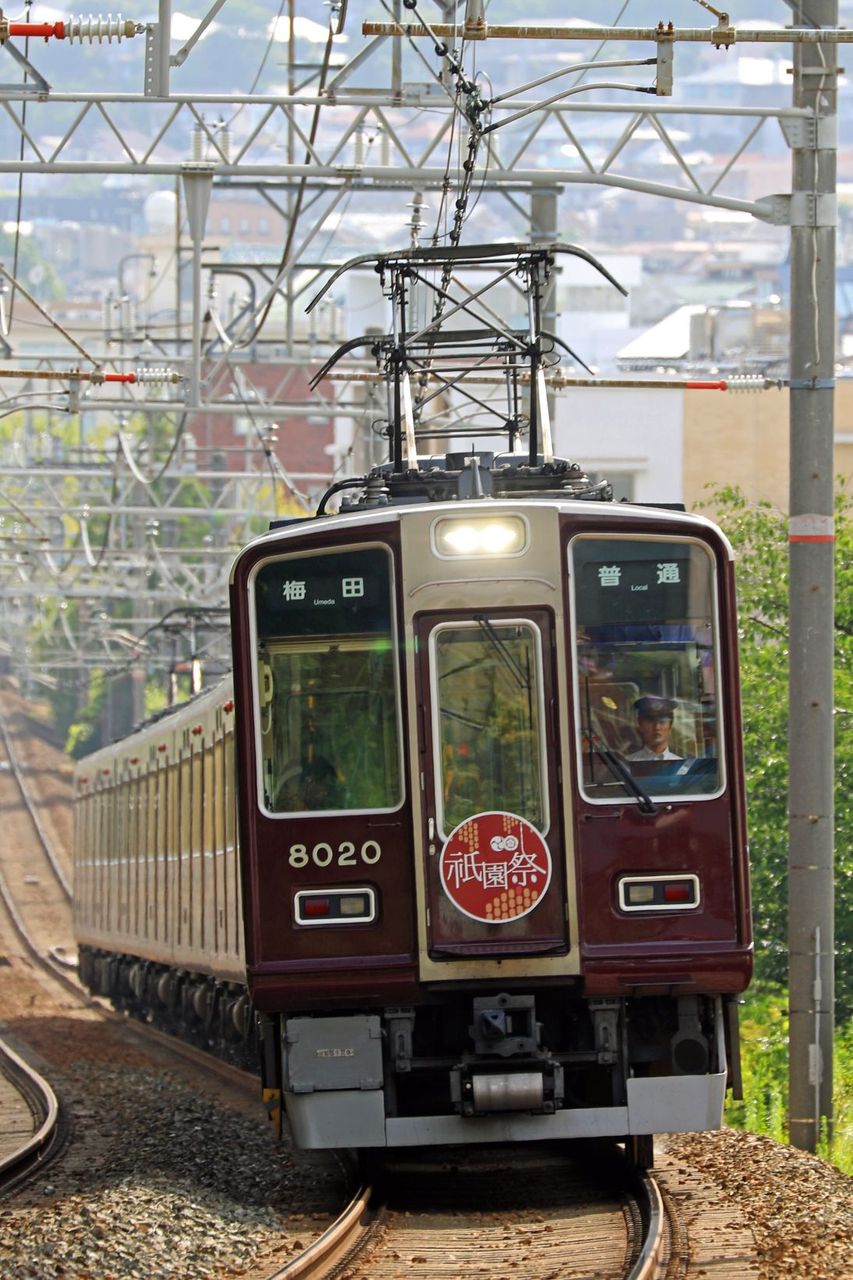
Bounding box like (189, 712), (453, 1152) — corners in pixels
(469, 993), (542, 1058)
(451, 1060), (564, 1116)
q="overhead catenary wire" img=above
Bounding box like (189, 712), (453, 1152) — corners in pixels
(227, 7), (346, 349)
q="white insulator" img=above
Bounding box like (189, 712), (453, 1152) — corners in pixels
(191, 125), (205, 162)
(66, 14), (137, 43)
(135, 367), (182, 384)
(727, 374), (765, 393)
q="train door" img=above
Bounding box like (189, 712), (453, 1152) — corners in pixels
(414, 609), (567, 959)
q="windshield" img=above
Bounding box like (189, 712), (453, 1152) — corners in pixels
(253, 546), (402, 814)
(571, 537), (722, 802)
(431, 619), (546, 834)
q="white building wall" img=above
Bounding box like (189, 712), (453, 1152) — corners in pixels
(553, 386), (685, 506)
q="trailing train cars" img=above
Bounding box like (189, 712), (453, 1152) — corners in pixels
(74, 677), (251, 1049)
(74, 245), (752, 1158)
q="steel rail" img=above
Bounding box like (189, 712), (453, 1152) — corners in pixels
(0, 709), (72, 899)
(0, 711), (83, 998)
(626, 1170), (666, 1280)
(0, 1035), (61, 1189)
(268, 1178), (380, 1280)
(0, 859), (81, 998)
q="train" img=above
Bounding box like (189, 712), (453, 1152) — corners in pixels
(73, 244), (752, 1162)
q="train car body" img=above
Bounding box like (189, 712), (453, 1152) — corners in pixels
(73, 678), (252, 1043)
(73, 243), (752, 1155)
(226, 481), (752, 1150)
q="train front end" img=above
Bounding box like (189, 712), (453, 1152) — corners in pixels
(228, 486), (752, 1150)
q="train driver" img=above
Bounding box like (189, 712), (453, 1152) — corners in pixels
(626, 696), (683, 763)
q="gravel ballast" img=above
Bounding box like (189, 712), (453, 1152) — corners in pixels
(0, 1013), (345, 1280)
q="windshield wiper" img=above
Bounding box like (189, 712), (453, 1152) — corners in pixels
(474, 613), (534, 730)
(474, 614), (529, 691)
(582, 677), (657, 813)
(591, 747), (655, 814)
(592, 743), (658, 815)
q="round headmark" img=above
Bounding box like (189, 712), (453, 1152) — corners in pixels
(439, 811), (551, 925)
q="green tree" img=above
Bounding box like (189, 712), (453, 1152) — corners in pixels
(709, 485), (852, 1017)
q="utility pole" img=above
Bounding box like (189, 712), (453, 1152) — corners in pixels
(788, 0), (837, 1152)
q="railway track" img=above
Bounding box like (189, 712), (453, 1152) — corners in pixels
(0, 694), (763, 1280)
(299, 1144), (680, 1280)
(0, 705), (77, 996)
(0, 1033), (64, 1197)
(0, 696), (354, 1275)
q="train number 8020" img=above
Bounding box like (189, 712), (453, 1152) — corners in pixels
(288, 840), (382, 869)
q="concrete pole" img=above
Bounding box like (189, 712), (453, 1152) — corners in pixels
(788, 0), (836, 1152)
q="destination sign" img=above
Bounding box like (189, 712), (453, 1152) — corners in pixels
(255, 547), (392, 638)
(574, 539), (693, 627)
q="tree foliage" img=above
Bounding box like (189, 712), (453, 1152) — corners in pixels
(710, 485), (852, 1018)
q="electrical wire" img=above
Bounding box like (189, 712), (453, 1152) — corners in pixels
(218, 352), (314, 512)
(228, 9), (344, 349)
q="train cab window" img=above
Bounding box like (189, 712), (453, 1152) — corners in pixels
(570, 537), (723, 803)
(431, 619), (547, 835)
(252, 545), (402, 814)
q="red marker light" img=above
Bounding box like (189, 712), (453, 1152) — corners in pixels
(302, 897), (331, 918)
(619, 875), (699, 911)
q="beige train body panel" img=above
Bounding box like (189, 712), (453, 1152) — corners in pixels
(398, 503), (582, 983)
(73, 675), (245, 983)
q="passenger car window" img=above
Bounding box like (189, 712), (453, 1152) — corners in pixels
(571, 538), (722, 801)
(253, 546), (402, 814)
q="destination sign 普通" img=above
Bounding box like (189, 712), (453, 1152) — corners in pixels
(573, 539), (694, 627)
(255, 546), (392, 638)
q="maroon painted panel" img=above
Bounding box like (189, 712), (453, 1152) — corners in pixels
(559, 511), (752, 991)
(229, 520), (419, 1004)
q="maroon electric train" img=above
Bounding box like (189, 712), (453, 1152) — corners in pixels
(74, 245), (752, 1157)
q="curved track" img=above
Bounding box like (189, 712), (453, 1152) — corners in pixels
(0, 696), (757, 1280)
(0, 710), (71, 900)
(0, 1034), (63, 1196)
(0, 704), (77, 996)
(314, 1144), (678, 1280)
(271, 1177), (380, 1279)
(628, 1170), (668, 1280)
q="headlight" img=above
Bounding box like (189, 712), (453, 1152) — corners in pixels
(433, 516), (527, 558)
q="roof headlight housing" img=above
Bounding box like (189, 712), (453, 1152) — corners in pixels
(434, 516), (527, 558)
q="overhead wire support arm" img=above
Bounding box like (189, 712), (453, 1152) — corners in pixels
(170, 0), (228, 68)
(0, 263), (99, 366)
(0, 366), (182, 384)
(362, 19), (853, 47)
(486, 58), (660, 110)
